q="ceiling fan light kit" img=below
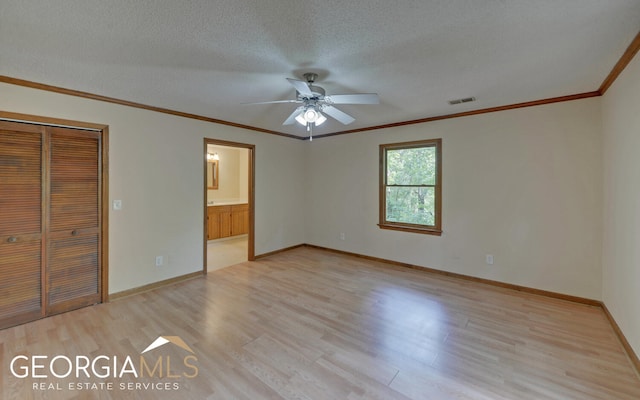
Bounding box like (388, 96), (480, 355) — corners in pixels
(296, 107), (326, 126)
(246, 72), (379, 139)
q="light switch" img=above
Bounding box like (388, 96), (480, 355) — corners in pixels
(113, 200), (122, 210)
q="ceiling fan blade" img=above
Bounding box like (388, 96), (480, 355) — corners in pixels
(283, 106), (304, 125)
(286, 78), (313, 97)
(322, 105), (355, 125)
(325, 93), (379, 104)
(243, 99), (300, 105)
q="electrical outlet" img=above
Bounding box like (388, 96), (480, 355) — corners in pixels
(486, 254), (494, 265)
(155, 256), (163, 267)
(339, 232), (346, 241)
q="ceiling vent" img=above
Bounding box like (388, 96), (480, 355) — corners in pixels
(448, 97), (476, 105)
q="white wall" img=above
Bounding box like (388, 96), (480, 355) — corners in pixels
(602, 51), (640, 356)
(0, 82), (306, 294)
(5, 71), (639, 353)
(239, 148), (249, 202)
(0, 80), (612, 305)
(306, 98), (603, 299)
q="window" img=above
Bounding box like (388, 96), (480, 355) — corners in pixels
(379, 139), (442, 235)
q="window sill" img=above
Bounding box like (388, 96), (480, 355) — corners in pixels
(378, 223), (442, 236)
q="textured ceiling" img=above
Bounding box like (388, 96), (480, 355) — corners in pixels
(1, 1), (639, 138)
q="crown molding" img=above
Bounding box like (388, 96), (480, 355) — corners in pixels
(599, 30), (640, 94)
(312, 91), (601, 139)
(0, 75), (303, 140)
(1, 29), (638, 140)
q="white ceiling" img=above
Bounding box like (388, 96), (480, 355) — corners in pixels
(1, 1), (639, 138)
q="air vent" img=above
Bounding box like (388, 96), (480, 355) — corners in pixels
(448, 97), (476, 105)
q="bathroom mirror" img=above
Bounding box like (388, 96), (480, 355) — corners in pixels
(207, 160), (218, 190)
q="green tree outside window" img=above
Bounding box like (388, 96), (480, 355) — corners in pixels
(379, 139), (442, 235)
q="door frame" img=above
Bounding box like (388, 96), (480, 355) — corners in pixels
(203, 138), (255, 273)
(0, 110), (109, 304)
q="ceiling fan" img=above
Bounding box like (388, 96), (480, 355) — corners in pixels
(247, 73), (379, 136)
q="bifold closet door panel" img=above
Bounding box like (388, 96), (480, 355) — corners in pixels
(46, 127), (101, 314)
(0, 122), (44, 328)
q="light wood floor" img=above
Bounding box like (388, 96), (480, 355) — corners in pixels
(1, 246), (639, 399)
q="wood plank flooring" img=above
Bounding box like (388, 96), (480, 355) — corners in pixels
(1, 246), (639, 399)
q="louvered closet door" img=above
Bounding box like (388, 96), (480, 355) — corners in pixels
(46, 127), (101, 315)
(0, 122), (44, 328)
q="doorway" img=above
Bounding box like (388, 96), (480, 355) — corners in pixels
(203, 139), (255, 272)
